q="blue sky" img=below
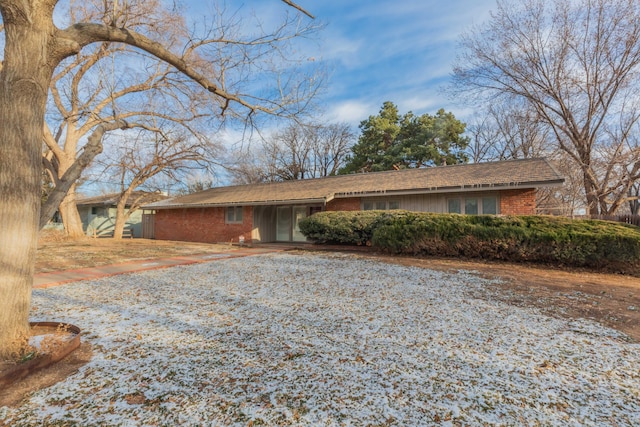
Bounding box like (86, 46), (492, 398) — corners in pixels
(184, 0), (499, 126)
(65, 0), (501, 193)
(303, 0), (497, 124)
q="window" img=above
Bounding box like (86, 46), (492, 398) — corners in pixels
(91, 207), (104, 216)
(465, 198), (478, 215)
(448, 196), (498, 215)
(482, 197), (497, 215)
(226, 206), (243, 223)
(362, 200), (401, 210)
(448, 199), (461, 214)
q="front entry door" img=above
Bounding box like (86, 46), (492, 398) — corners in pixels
(276, 206), (308, 242)
(292, 206), (307, 242)
(276, 206), (292, 241)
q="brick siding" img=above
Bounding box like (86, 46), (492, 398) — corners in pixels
(155, 206), (253, 243)
(153, 190), (538, 244)
(500, 189), (536, 215)
(326, 197), (361, 211)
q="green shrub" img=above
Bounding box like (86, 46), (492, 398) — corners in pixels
(298, 211), (389, 245)
(299, 210), (640, 275)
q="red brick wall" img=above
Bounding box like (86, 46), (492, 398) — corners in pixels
(326, 197), (361, 211)
(500, 189), (536, 215)
(155, 206), (253, 243)
(152, 190), (538, 243)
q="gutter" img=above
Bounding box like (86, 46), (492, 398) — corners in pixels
(333, 179), (565, 198)
(145, 197), (331, 210)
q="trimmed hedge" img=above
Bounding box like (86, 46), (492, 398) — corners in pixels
(297, 211), (386, 246)
(298, 210), (640, 275)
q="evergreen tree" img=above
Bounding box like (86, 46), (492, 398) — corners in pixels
(340, 102), (469, 173)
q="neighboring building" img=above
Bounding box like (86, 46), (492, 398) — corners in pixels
(144, 158), (564, 244)
(77, 192), (168, 238)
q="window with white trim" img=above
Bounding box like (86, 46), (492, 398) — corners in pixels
(226, 206), (243, 223)
(362, 200), (401, 210)
(448, 196), (498, 215)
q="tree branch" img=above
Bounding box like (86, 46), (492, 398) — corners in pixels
(43, 124), (65, 160)
(280, 0), (314, 19)
(59, 23), (274, 115)
(39, 119), (158, 228)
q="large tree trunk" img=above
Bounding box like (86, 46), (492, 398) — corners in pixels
(582, 170), (602, 216)
(112, 201), (127, 240)
(0, 1), (56, 358)
(54, 126), (86, 237)
(113, 189), (134, 240)
(0, 0), (314, 360)
(59, 183), (86, 238)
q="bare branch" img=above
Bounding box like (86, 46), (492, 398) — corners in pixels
(60, 23), (272, 115)
(43, 123), (65, 160)
(452, 0), (640, 214)
(280, 0), (314, 19)
(39, 119), (158, 227)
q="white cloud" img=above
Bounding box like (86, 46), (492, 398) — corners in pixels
(180, 0), (496, 127)
(317, 34), (364, 68)
(328, 100), (374, 125)
(400, 96), (441, 113)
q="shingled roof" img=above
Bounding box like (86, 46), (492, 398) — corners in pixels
(146, 158), (564, 209)
(77, 191), (168, 207)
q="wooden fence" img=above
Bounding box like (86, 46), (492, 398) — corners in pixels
(590, 214), (640, 227)
(142, 213), (155, 239)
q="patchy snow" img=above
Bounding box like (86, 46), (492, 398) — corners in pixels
(2, 252), (639, 426)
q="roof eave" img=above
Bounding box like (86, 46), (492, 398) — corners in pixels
(334, 179), (565, 198)
(146, 179), (565, 209)
(145, 197), (330, 210)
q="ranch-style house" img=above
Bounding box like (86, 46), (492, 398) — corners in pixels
(143, 158), (564, 244)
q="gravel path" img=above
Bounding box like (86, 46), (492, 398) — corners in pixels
(2, 252), (639, 426)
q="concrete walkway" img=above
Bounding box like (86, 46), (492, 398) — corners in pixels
(34, 246), (289, 289)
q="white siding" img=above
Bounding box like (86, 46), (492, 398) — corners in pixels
(397, 194), (446, 213)
(252, 205), (277, 242)
(361, 191), (501, 214)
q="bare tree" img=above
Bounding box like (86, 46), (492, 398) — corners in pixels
(0, 0), (316, 358)
(90, 126), (220, 239)
(466, 102), (583, 215)
(263, 123), (313, 180)
(536, 153), (587, 216)
(227, 148), (277, 185)
(452, 0), (640, 215)
(39, 0), (323, 237)
(309, 123), (355, 177)
(174, 173), (216, 196)
(627, 183), (640, 215)
(41, 0), (193, 235)
(228, 122), (354, 183)
(467, 102), (551, 162)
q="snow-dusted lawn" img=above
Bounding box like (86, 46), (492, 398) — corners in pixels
(2, 252), (639, 426)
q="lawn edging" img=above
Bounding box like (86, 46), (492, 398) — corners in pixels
(0, 322), (81, 389)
